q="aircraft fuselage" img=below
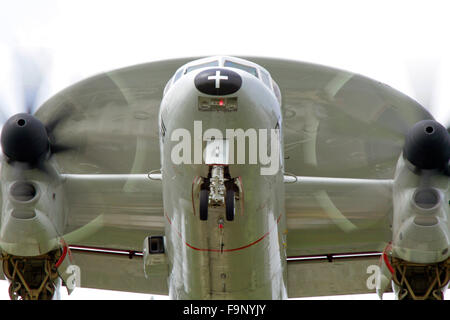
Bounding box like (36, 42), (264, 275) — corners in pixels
(159, 56), (287, 299)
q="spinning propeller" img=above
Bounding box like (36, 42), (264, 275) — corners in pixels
(0, 50), (77, 175)
(404, 59), (450, 173)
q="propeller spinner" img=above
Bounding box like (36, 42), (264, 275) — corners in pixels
(403, 119), (450, 171)
(1, 113), (49, 164)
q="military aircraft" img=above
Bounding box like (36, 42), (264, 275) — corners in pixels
(0, 54), (448, 300)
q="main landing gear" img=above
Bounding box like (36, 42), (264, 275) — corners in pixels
(199, 165), (239, 222)
(392, 257), (450, 300)
(2, 250), (63, 300)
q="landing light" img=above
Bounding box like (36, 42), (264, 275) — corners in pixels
(198, 97), (238, 112)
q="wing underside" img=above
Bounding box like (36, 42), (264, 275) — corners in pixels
(65, 248), (388, 298)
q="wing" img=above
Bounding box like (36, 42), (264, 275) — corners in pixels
(284, 176), (393, 297)
(62, 174), (164, 249)
(70, 247), (168, 296)
(59, 174), (166, 295)
(34, 57), (431, 297)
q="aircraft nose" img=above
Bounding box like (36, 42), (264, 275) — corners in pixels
(194, 68), (242, 96)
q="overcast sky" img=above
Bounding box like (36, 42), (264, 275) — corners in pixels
(0, 0), (449, 300)
(1, 0), (450, 124)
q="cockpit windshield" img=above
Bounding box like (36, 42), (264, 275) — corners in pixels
(185, 60), (219, 74)
(224, 60), (258, 78)
(166, 57), (280, 105)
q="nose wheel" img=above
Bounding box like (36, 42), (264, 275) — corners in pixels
(225, 188), (235, 221)
(199, 188), (209, 221)
(198, 165), (238, 222)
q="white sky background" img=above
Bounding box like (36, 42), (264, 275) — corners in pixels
(0, 0), (449, 300)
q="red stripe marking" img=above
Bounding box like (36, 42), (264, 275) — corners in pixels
(55, 245), (68, 268)
(166, 213), (281, 252)
(382, 242), (394, 275)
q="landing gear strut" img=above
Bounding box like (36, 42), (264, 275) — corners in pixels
(2, 251), (62, 300)
(199, 165), (238, 221)
(392, 257), (450, 300)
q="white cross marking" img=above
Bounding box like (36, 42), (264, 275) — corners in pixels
(208, 71), (228, 89)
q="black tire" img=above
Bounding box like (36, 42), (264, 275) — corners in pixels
(199, 189), (209, 221)
(225, 189), (235, 221)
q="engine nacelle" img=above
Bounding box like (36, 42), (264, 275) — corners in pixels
(392, 157), (449, 264)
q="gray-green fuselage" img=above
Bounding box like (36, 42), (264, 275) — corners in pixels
(159, 57), (287, 299)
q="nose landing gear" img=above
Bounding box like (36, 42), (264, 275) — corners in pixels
(198, 165), (239, 222)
